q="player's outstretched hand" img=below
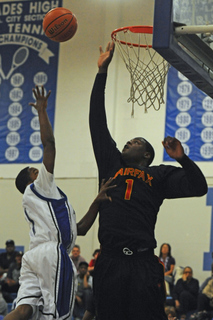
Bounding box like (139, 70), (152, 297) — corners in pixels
(98, 41), (115, 73)
(162, 136), (184, 160)
(95, 177), (116, 203)
(29, 85), (51, 112)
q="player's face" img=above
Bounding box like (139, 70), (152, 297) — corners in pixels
(121, 137), (147, 164)
(28, 167), (39, 182)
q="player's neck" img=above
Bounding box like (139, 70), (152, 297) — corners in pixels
(125, 159), (149, 167)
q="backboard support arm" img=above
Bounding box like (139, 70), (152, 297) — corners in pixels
(153, 0), (213, 98)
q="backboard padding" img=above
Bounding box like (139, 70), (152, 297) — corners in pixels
(153, 0), (213, 97)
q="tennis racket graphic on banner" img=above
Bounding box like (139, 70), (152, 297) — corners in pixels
(6, 47), (29, 79)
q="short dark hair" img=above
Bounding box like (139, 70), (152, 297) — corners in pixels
(73, 245), (80, 250)
(143, 138), (155, 165)
(6, 240), (15, 246)
(93, 249), (101, 257)
(15, 167), (30, 194)
(79, 261), (88, 268)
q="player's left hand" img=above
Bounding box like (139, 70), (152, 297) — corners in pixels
(162, 136), (184, 160)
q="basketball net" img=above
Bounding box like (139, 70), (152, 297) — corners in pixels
(111, 26), (170, 116)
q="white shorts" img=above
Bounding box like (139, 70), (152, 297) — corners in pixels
(16, 242), (77, 320)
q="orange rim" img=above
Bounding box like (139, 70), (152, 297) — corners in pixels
(111, 25), (153, 48)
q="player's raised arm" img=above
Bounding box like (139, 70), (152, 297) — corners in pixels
(89, 42), (118, 181)
(29, 86), (54, 173)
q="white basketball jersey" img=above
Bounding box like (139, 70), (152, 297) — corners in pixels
(23, 163), (77, 253)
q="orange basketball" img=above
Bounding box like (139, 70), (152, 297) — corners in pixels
(43, 7), (77, 42)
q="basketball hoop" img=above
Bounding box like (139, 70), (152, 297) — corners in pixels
(111, 26), (170, 115)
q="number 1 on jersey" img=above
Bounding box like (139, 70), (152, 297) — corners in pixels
(125, 179), (134, 200)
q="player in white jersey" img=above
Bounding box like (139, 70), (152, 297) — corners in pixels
(4, 86), (115, 320)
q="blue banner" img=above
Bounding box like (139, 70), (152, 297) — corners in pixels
(0, 0), (62, 163)
(164, 66), (213, 161)
(203, 187), (213, 271)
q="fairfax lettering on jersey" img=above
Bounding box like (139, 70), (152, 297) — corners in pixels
(114, 168), (153, 186)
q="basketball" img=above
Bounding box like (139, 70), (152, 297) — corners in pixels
(43, 7), (78, 42)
